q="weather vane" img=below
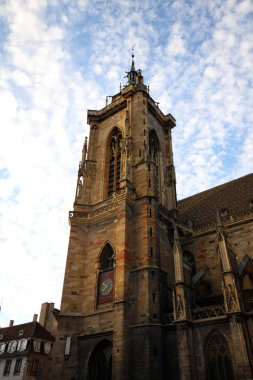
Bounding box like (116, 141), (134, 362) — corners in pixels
(132, 44), (135, 56)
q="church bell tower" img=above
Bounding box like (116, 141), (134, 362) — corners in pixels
(49, 56), (177, 380)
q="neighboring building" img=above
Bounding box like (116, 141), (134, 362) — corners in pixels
(0, 317), (54, 380)
(39, 302), (59, 336)
(46, 57), (253, 379)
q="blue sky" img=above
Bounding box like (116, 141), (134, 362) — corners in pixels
(0, 0), (253, 327)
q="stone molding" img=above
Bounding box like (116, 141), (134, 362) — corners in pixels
(69, 187), (135, 224)
(190, 211), (253, 236)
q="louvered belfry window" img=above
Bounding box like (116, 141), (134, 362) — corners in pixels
(108, 128), (122, 196)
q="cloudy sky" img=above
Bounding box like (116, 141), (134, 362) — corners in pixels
(0, 0), (253, 327)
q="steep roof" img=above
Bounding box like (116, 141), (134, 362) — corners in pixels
(0, 321), (54, 342)
(178, 173), (253, 228)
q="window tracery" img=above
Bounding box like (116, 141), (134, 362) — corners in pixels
(183, 250), (196, 286)
(149, 131), (160, 164)
(88, 339), (112, 380)
(206, 332), (235, 380)
(100, 244), (115, 271)
(183, 251), (196, 274)
(108, 128), (122, 197)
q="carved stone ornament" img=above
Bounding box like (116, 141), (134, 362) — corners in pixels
(223, 284), (239, 313)
(69, 187), (135, 224)
(76, 176), (83, 199)
(85, 161), (96, 178)
(166, 165), (175, 184)
(120, 139), (127, 179)
(173, 291), (185, 320)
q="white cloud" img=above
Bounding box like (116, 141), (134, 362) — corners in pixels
(0, 0), (252, 326)
(166, 23), (187, 57)
(0, 0), (89, 326)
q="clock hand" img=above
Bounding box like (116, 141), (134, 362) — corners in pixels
(102, 282), (108, 290)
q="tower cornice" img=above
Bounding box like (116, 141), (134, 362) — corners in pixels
(87, 97), (127, 123)
(87, 84), (176, 130)
(148, 97), (176, 129)
(69, 187), (135, 224)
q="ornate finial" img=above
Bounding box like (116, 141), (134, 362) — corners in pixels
(126, 46), (137, 85)
(216, 210), (226, 240)
(216, 210), (223, 229)
(124, 47), (145, 87)
(173, 225), (179, 241)
(130, 48), (136, 72)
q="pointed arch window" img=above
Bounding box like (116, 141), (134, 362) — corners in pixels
(100, 244), (115, 271)
(108, 128), (122, 197)
(149, 130), (160, 165)
(88, 339), (112, 380)
(206, 332), (235, 380)
(97, 244), (115, 304)
(183, 250), (196, 287)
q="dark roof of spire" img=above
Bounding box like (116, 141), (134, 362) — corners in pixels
(126, 54), (138, 85)
(130, 54), (135, 71)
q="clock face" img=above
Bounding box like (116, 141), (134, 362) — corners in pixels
(100, 278), (113, 296)
(98, 271), (114, 304)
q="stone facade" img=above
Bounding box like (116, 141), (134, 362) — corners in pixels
(45, 59), (253, 380)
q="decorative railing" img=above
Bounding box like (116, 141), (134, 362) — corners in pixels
(87, 97), (126, 119)
(69, 188), (135, 223)
(192, 305), (225, 320)
(167, 301), (253, 324)
(166, 304), (226, 324)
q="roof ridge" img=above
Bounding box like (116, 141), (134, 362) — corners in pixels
(178, 173), (253, 203)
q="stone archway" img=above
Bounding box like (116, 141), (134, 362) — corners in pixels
(206, 331), (235, 380)
(88, 339), (112, 380)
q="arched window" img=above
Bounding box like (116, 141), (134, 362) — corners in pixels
(183, 251), (196, 286)
(88, 339), (112, 380)
(206, 332), (235, 380)
(149, 130), (160, 165)
(183, 251), (196, 273)
(97, 244), (115, 304)
(100, 244), (115, 271)
(107, 128), (122, 197)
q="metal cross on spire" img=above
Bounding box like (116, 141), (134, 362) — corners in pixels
(127, 45), (137, 85)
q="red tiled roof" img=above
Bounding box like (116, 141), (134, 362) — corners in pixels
(178, 173), (253, 228)
(0, 321), (54, 343)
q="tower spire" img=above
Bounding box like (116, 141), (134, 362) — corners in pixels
(126, 49), (137, 85)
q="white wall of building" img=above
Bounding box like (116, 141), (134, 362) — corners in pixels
(0, 357), (27, 380)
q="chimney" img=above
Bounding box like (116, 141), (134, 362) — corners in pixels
(33, 314), (38, 322)
(39, 302), (55, 328)
(9, 320), (14, 327)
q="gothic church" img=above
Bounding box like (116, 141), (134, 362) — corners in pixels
(45, 57), (253, 380)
